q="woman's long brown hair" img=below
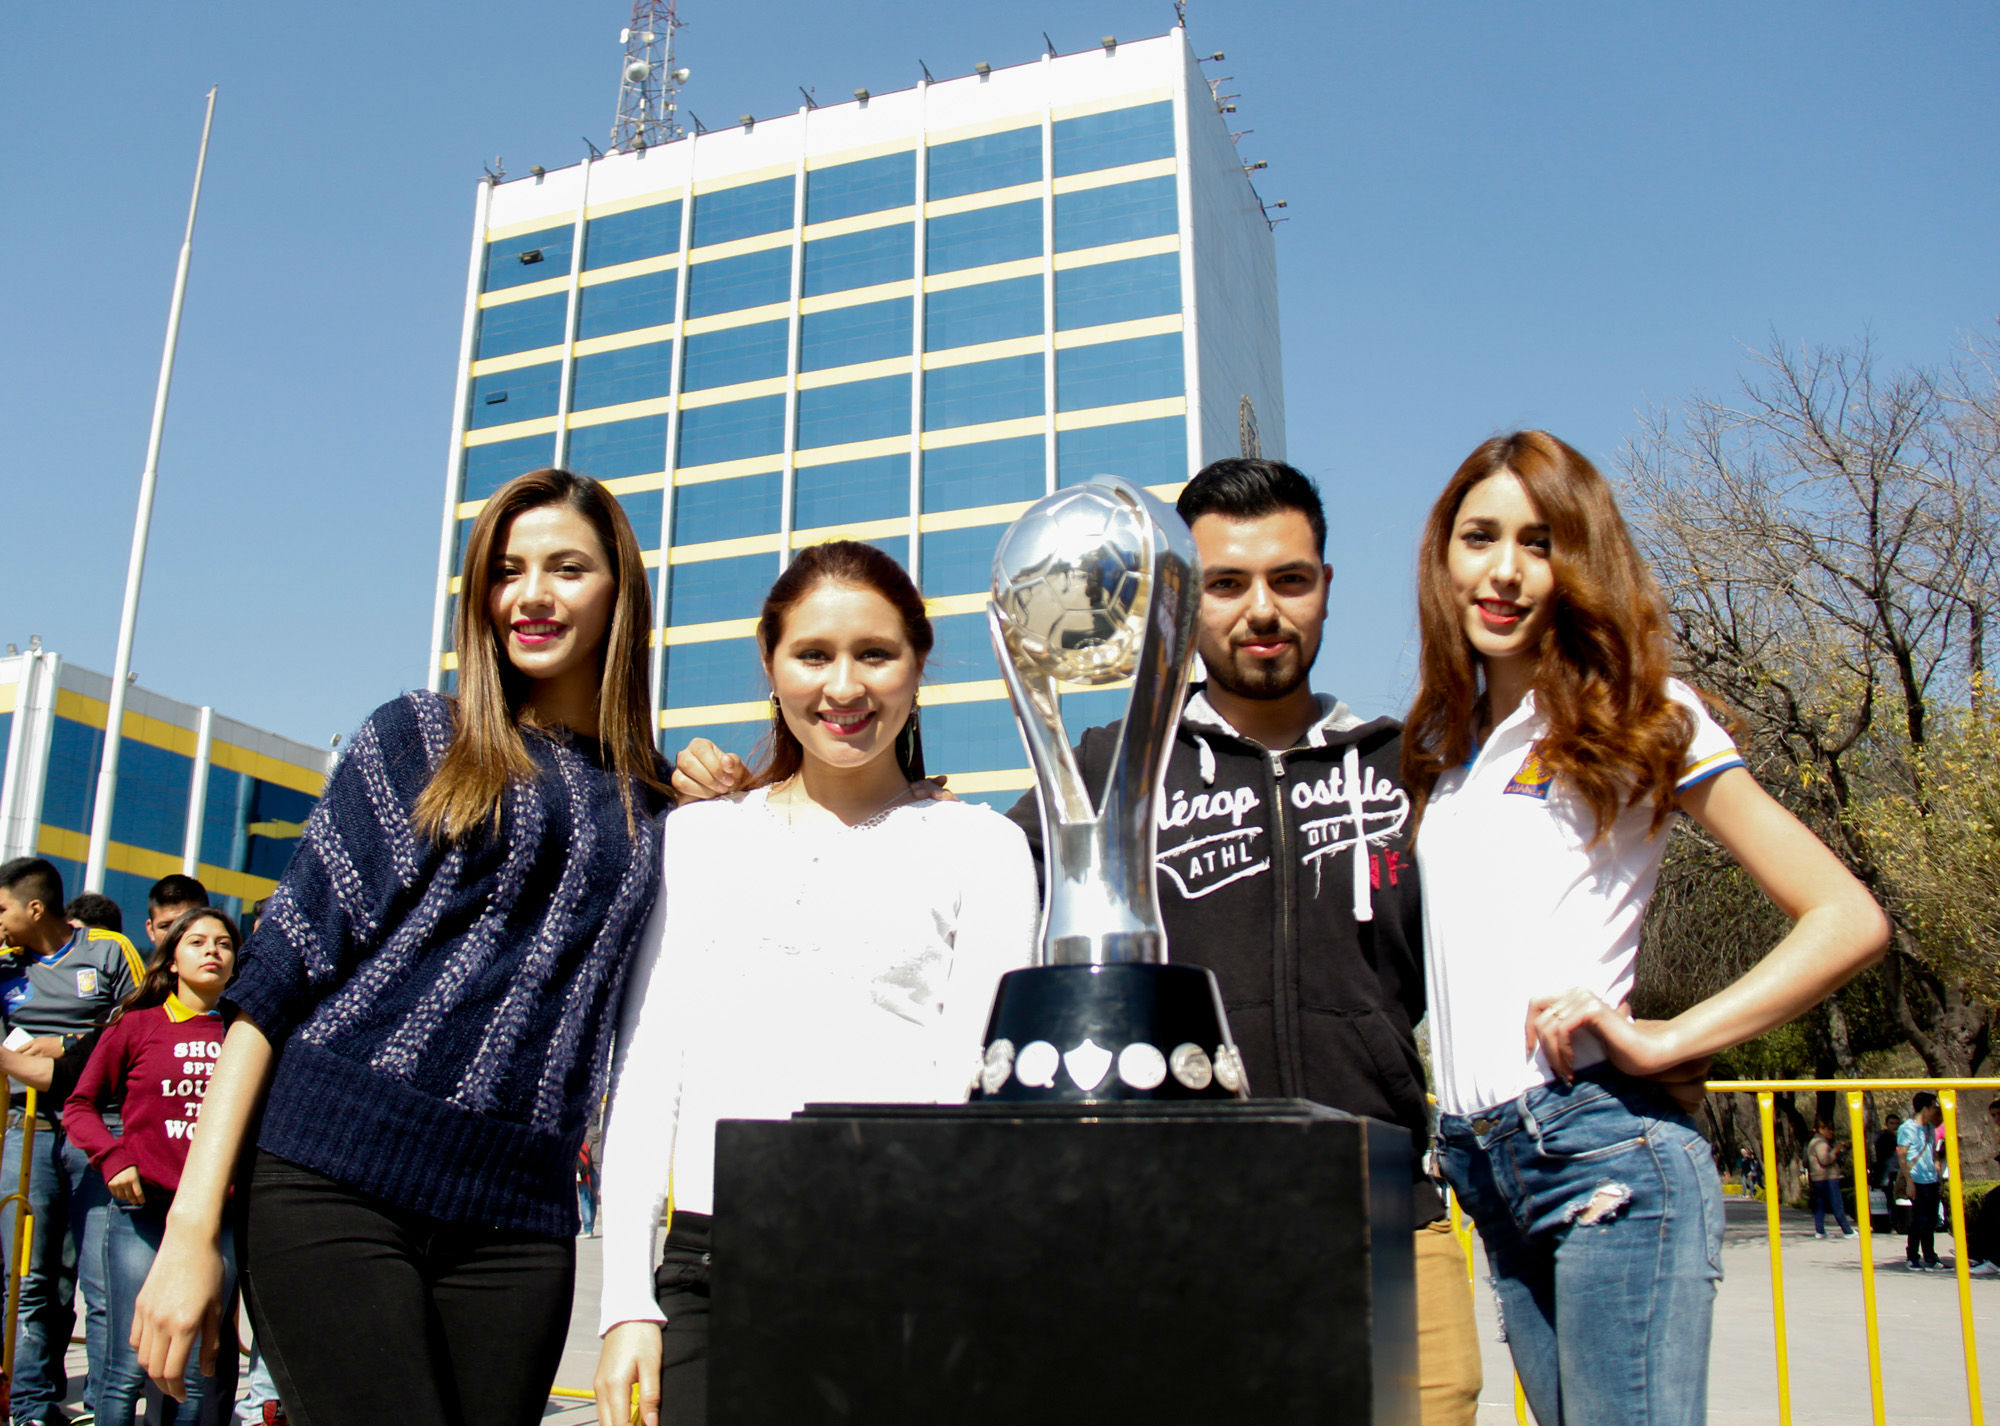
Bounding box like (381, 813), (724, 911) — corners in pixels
(1402, 431), (1692, 841)
(415, 468), (667, 840)
(745, 541), (934, 790)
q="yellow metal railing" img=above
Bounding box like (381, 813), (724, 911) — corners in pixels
(1451, 1077), (1997, 1426)
(2, 1087), (38, 1402)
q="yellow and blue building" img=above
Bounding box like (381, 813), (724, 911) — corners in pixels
(0, 645), (329, 932)
(431, 28), (1285, 809)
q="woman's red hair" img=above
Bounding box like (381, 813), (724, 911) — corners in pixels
(1402, 431), (1691, 840)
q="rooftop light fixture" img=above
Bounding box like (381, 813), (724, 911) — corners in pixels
(1101, 35), (1117, 52)
(974, 61), (991, 76)
(854, 87), (869, 102)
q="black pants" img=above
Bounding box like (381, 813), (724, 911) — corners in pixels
(656, 1211), (712, 1425)
(1907, 1179), (1942, 1263)
(240, 1150), (574, 1426)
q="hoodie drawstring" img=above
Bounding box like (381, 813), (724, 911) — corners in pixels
(1343, 744), (1373, 923)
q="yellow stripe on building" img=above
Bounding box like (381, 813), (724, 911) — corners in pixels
(571, 392), (678, 424)
(662, 618), (758, 646)
(792, 434), (912, 468)
(669, 533), (784, 565)
(918, 502), (1037, 535)
(799, 279), (916, 315)
(923, 335), (1044, 370)
(679, 377), (789, 410)
(0, 683), (15, 716)
(36, 826), (276, 905)
(685, 229), (793, 265)
(477, 275), (570, 307)
(920, 416), (1047, 451)
(570, 324), (679, 360)
(801, 207), (919, 244)
(682, 302), (793, 336)
(796, 357), (915, 391)
(692, 163), (797, 196)
(1051, 157), (1177, 196)
(1053, 396), (1186, 431)
(673, 455), (785, 486)
(937, 768), (1035, 795)
(484, 214), (579, 243)
(584, 189), (684, 222)
(463, 415), (561, 446)
(1051, 88), (1174, 123)
(924, 257), (1043, 294)
(922, 677), (1005, 703)
(804, 136), (917, 170)
(1052, 233), (1179, 270)
(659, 701), (768, 729)
(925, 113), (1043, 149)
(52, 690), (199, 757)
(469, 345), (565, 378)
(924, 181), (1043, 221)
(791, 515), (907, 547)
(207, 742), (327, 798)
(1054, 314), (1183, 350)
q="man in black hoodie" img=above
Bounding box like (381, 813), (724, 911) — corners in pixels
(1002, 458), (1478, 1425)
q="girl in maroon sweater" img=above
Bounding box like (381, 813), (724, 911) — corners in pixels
(65, 907), (237, 1426)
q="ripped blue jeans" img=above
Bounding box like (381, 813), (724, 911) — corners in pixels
(1437, 1067), (1724, 1426)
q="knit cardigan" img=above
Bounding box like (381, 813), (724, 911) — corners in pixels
(225, 691), (668, 1235)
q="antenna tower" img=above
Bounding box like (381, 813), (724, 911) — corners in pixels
(611, 0), (687, 152)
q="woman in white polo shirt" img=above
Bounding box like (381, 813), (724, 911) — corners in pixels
(1402, 430), (1886, 1426)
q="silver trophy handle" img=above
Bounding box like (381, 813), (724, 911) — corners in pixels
(989, 476), (1201, 966)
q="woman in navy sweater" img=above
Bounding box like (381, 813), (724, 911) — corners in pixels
(65, 906), (238, 1426)
(132, 469), (671, 1426)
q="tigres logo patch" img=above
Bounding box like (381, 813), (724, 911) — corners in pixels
(1503, 753), (1554, 800)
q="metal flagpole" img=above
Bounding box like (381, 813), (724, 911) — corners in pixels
(85, 86), (218, 892)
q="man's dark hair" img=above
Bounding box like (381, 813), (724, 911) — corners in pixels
(1912, 1090), (1939, 1113)
(147, 874), (209, 913)
(1174, 458), (1328, 558)
(64, 893), (124, 934)
(0, 857), (63, 913)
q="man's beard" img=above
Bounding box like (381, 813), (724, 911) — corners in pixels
(1204, 637), (1315, 703)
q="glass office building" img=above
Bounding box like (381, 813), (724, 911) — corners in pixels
(430, 29), (1285, 808)
(0, 647), (330, 933)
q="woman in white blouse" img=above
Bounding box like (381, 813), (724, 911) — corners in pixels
(592, 540), (1037, 1426)
(1401, 431), (1886, 1426)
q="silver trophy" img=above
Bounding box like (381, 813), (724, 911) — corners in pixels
(972, 476), (1248, 1102)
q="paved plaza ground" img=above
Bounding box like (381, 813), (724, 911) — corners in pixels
(55, 1196), (1994, 1422)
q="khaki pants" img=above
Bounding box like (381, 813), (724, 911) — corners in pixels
(1416, 1216), (1483, 1426)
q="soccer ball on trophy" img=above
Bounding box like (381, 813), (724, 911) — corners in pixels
(989, 484), (1153, 685)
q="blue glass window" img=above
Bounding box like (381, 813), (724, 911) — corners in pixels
(614, 488), (666, 550)
(470, 363), (561, 429)
(927, 613), (1000, 683)
(676, 395), (786, 467)
(923, 354), (1044, 430)
(567, 414), (669, 481)
(795, 453), (909, 529)
(923, 697), (1024, 771)
(686, 247), (792, 318)
(475, 292), (567, 359)
(802, 225), (913, 297)
(668, 552), (777, 625)
(664, 638), (763, 709)
(661, 719), (766, 764)
(483, 225), (574, 292)
(682, 321), (789, 391)
(40, 717), (102, 833)
(199, 772), (314, 882)
(921, 436), (1045, 512)
(692, 177), (796, 247)
(796, 375), (912, 450)
(862, 534), (909, 570)
(1057, 415), (1186, 488)
(454, 516), (477, 574)
(927, 127), (1042, 201)
(1056, 253), (1180, 330)
(925, 201), (1041, 275)
(585, 200), (683, 269)
(463, 432), (558, 501)
(925, 277), (1042, 351)
(571, 341), (676, 411)
(806, 151), (915, 225)
(1059, 687), (1128, 734)
(800, 298), (912, 371)
(1056, 335), (1183, 413)
(578, 269), (678, 340)
(1054, 176), (1179, 254)
(1052, 102), (1174, 178)
(920, 523), (1007, 597)
(673, 472), (782, 544)
(0, 714), (10, 789)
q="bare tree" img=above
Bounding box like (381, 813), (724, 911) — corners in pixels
(1621, 332), (2000, 1078)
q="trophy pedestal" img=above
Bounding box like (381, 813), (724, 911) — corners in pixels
(710, 1100), (1416, 1425)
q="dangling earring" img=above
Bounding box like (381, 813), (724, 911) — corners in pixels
(770, 691), (781, 722)
(896, 700), (926, 781)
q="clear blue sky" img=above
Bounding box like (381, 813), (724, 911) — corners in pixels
(4, 1), (1994, 747)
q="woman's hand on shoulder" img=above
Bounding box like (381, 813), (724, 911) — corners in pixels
(131, 1223), (225, 1401)
(595, 1319), (663, 1426)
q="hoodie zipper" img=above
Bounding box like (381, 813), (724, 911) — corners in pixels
(1267, 745), (1300, 1097)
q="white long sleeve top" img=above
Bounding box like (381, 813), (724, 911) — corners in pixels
(597, 788), (1039, 1334)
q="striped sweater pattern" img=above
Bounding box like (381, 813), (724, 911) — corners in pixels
(226, 692), (668, 1235)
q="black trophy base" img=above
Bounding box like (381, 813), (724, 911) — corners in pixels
(972, 962), (1245, 1101)
(711, 1099), (1415, 1425)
